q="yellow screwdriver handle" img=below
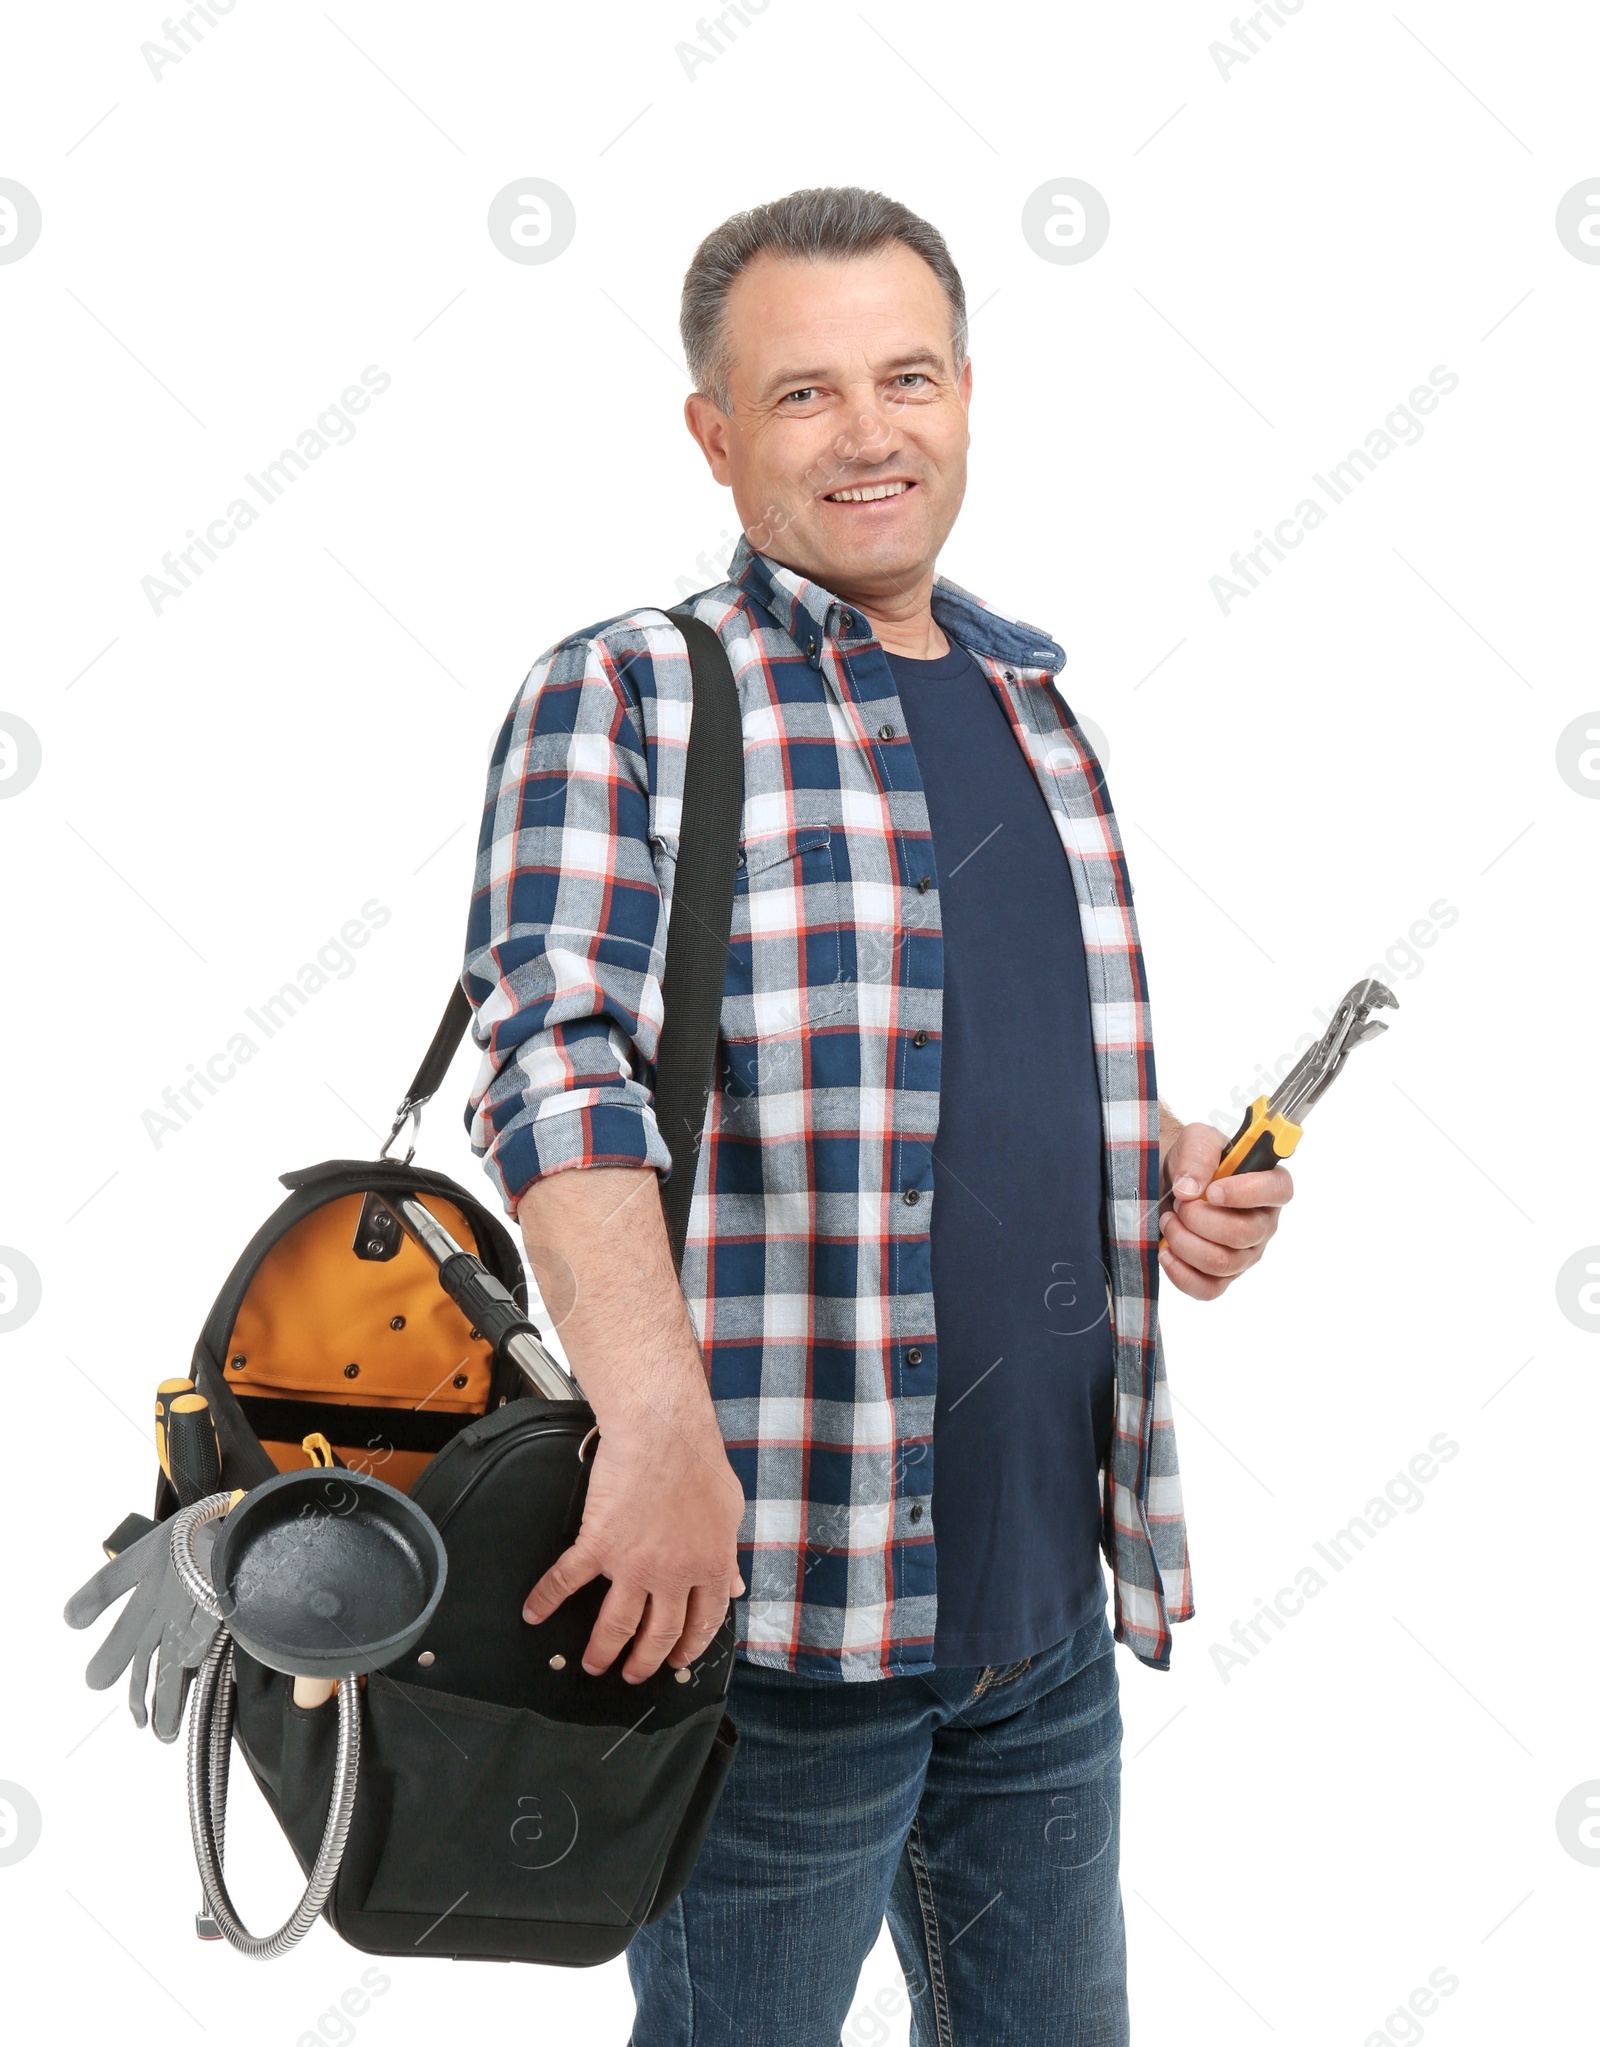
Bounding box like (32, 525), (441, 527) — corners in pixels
(153, 1377), (195, 1481)
(166, 1392), (222, 1506)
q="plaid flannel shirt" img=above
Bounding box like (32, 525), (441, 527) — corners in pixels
(464, 537), (1193, 1680)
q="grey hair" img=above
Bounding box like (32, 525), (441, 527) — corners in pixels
(679, 185), (968, 410)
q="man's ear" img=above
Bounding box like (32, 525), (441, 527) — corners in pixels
(684, 393), (733, 484)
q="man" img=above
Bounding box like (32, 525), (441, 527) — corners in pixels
(463, 187), (1292, 2044)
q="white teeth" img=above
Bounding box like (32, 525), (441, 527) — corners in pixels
(827, 480), (910, 503)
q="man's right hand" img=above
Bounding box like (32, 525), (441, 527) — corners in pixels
(521, 1415), (745, 1683)
(512, 1164), (747, 1686)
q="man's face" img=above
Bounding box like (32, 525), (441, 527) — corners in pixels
(685, 243), (972, 607)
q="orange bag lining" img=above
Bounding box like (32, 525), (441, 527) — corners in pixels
(223, 1191), (505, 1485)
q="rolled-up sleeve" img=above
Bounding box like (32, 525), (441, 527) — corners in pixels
(463, 630), (674, 1213)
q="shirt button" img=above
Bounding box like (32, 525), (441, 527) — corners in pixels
(903, 1188), (920, 1206)
(840, 610), (854, 630)
(878, 723), (896, 741)
(912, 1029), (928, 1048)
(916, 875), (931, 893)
(909, 1504), (924, 1524)
(1002, 668), (1017, 682)
(906, 1346), (924, 1365)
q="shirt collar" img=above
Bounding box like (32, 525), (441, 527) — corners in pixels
(728, 534), (1066, 678)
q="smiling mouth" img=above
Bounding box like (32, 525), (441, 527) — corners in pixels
(823, 480), (914, 504)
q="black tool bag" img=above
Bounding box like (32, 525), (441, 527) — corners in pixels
(171, 611), (746, 1964)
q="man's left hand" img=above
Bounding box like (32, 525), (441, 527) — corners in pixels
(1157, 1121), (1294, 1301)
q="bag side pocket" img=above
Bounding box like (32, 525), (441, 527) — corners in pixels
(641, 1712), (738, 1923)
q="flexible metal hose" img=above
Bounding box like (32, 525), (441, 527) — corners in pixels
(171, 1497), (363, 1958)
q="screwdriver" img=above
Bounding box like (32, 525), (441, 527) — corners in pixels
(153, 1378), (195, 1482)
(1213, 978), (1398, 1181)
(164, 1393), (223, 1507)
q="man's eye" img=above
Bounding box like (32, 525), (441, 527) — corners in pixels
(782, 387), (819, 405)
(895, 373), (928, 389)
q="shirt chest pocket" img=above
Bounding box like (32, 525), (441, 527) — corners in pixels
(722, 826), (843, 1060)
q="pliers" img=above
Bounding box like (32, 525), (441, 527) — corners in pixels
(1215, 978), (1399, 1179)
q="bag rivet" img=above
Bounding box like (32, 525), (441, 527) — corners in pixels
(674, 1668), (692, 1684)
(344, 1362), (360, 1379)
(548, 1654), (566, 1671)
(416, 1650), (435, 1667)
(469, 1328), (482, 1342)
(452, 1374), (468, 1389)
(229, 1354), (246, 1370)
(389, 1315), (406, 1331)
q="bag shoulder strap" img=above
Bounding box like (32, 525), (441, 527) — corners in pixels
(652, 612), (744, 1269)
(388, 608), (744, 1275)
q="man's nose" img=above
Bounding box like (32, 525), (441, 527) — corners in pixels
(831, 399), (903, 468)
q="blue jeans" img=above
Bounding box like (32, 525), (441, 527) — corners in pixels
(627, 1604), (1127, 2046)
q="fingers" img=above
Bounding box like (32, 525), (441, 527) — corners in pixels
(126, 1623), (158, 1729)
(1202, 1164), (1294, 1209)
(1158, 1246), (1231, 1301)
(521, 1542), (601, 1628)
(522, 1501), (741, 1673)
(1165, 1123), (1224, 1200)
(64, 1522), (166, 1629)
(1160, 1203), (1276, 1278)
(1157, 1128), (1294, 1297)
(1166, 1197), (1282, 1256)
(525, 1556), (734, 1683)
(668, 1582), (733, 1671)
(579, 1580), (650, 1676)
(152, 1650), (194, 1744)
(619, 1590), (691, 1685)
(83, 1580), (160, 1690)
(1159, 1183), (1282, 1298)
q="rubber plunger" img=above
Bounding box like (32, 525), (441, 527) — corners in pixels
(208, 1467), (446, 1680)
(176, 1472), (447, 1957)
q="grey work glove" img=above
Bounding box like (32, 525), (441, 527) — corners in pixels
(65, 1515), (224, 1742)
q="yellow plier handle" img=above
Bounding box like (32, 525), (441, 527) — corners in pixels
(1215, 1095), (1302, 1179)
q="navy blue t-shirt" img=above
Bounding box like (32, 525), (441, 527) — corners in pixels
(885, 638), (1114, 1667)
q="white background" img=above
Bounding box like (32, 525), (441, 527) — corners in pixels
(2, 1), (1597, 2040)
